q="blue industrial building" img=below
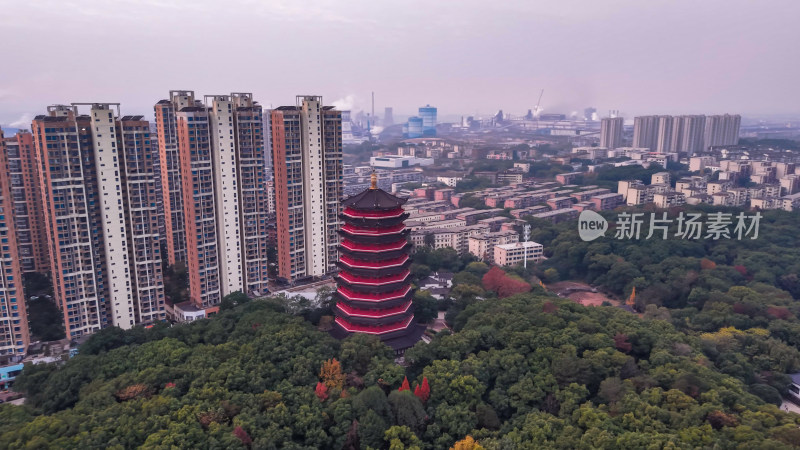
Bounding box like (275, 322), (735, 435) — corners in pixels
(404, 116), (424, 138)
(419, 105), (437, 137)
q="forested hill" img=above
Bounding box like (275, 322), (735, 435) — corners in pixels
(2, 295), (799, 449)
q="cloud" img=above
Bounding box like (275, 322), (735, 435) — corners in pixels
(8, 113), (34, 129)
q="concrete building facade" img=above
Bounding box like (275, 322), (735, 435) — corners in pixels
(671, 115), (706, 154)
(600, 117), (624, 149)
(154, 90), (197, 265)
(0, 128), (30, 360)
(271, 96), (343, 282)
(632, 115), (660, 150)
(704, 114), (741, 148)
(494, 241), (544, 267)
(31, 104), (166, 337)
(2, 131), (49, 273)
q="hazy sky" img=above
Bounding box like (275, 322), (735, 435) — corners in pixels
(1, 0), (798, 127)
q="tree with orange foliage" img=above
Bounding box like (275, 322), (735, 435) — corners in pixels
(451, 435), (484, 450)
(115, 384), (151, 402)
(700, 258), (717, 270)
(399, 376), (410, 392)
(319, 358), (345, 390)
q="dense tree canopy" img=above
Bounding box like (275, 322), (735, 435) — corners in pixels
(2, 287), (799, 448)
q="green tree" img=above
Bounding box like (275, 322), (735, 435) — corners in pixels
(384, 425), (423, 450)
(413, 291), (438, 324)
(387, 390), (427, 435)
(219, 291), (250, 311)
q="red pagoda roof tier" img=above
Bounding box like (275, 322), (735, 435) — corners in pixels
(338, 269), (410, 286)
(335, 315), (414, 334)
(343, 207), (405, 219)
(340, 239), (409, 253)
(337, 285), (411, 303)
(339, 254), (409, 270)
(341, 188), (407, 211)
(341, 223), (406, 236)
(336, 300), (412, 318)
(337, 285), (412, 302)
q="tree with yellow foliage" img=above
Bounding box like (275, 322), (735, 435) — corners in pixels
(319, 358), (345, 390)
(451, 435), (484, 450)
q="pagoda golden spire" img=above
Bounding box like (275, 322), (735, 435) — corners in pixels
(370, 170), (378, 189)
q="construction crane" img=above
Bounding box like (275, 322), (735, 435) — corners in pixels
(534, 89), (544, 118)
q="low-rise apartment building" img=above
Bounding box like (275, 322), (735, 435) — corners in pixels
(468, 230), (519, 263)
(590, 193), (624, 210)
(494, 241), (544, 267)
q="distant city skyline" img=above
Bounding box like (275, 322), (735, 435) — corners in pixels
(2, 0), (800, 127)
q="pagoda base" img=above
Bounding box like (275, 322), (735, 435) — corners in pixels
(330, 322), (426, 354)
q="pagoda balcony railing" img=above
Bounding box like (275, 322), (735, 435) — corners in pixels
(342, 207), (405, 219)
(337, 269), (410, 286)
(335, 261), (410, 278)
(337, 229), (410, 244)
(341, 223), (406, 236)
(339, 214), (409, 228)
(338, 246), (410, 261)
(334, 310), (414, 327)
(334, 315), (413, 335)
(338, 254), (409, 270)
(337, 285), (412, 302)
(339, 239), (409, 253)
(335, 300), (412, 319)
(335, 294), (411, 310)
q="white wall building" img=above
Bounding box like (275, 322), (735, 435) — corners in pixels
(494, 241), (544, 267)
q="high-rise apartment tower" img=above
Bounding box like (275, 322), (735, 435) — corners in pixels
(0, 128), (30, 360)
(271, 96), (343, 282)
(2, 130), (49, 273)
(176, 93), (270, 309)
(704, 114), (741, 149)
(154, 90), (197, 265)
(670, 115), (706, 155)
(600, 117), (624, 149)
(31, 104), (166, 337)
(632, 115), (660, 150)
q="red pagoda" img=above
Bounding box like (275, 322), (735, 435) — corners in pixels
(331, 173), (424, 353)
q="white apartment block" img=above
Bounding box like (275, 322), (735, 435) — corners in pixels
(89, 105), (136, 329)
(494, 241), (544, 267)
(689, 156), (716, 172)
(707, 181), (730, 196)
(651, 172), (670, 185)
(437, 176), (463, 187)
(208, 96), (244, 296)
(468, 230), (519, 264)
(653, 192), (686, 208)
(617, 179), (644, 201)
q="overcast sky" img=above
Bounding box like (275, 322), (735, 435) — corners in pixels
(1, 0), (798, 127)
